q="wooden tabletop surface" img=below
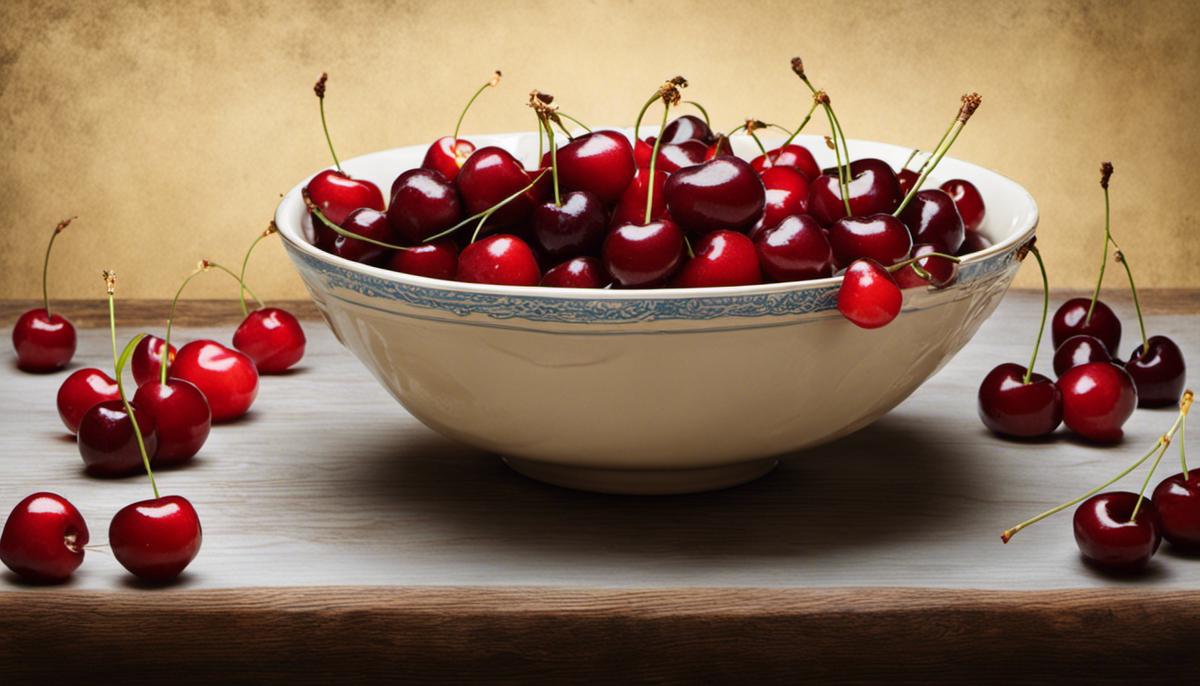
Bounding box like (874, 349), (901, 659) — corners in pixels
(1, 291), (1198, 683)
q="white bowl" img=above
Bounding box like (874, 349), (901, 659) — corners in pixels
(275, 132), (1037, 494)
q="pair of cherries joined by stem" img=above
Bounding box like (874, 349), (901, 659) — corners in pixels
(12, 218), (78, 373)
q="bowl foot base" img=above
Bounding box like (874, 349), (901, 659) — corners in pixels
(502, 457), (778, 495)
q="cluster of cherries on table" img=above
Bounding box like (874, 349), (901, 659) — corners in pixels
(982, 163), (1194, 573)
(3, 223), (308, 584)
(302, 63), (989, 330)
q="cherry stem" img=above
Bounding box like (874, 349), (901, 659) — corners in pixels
(914, 120), (954, 177)
(1001, 390), (1192, 542)
(305, 199), (411, 251)
(540, 115), (561, 206)
(780, 100), (819, 149)
(1085, 174), (1112, 325)
(1022, 245), (1049, 384)
(40, 217), (74, 318)
(632, 91), (660, 144)
(885, 251), (961, 273)
(682, 100), (710, 128)
(534, 110), (545, 161)
(161, 263), (212, 386)
(684, 235), (695, 260)
(207, 262), (264, 311)
(747, 129), (769, 157)
(645, 101), (670, 224)
(894, 94), (981, 216)
(1181, 419), (1189, 480)
(1133, 391), (1194, 519)
(1114, 247), (1149, 355)
(238, 224), (278, 317)
(422, 170), (548, 243)
(900, 148), (921, 171)
(315, 74), (342, 173)
(556, 111), (591, 133)
(453, 71), (501, 143)
(105, 272), (158, 499)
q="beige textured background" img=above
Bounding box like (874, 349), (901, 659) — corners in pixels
(1, 0), (1198, 300)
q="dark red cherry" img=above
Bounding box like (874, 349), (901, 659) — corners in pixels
(109, 495), (202, 582)
(837, 259), (902, 329)
(133, 379), (211, 464)
(1152, 472), (1200, 551)
(897, 168), (919, 195)
(828, 213), (913, 268)
(387, 168), (463, 245)
(633, 138), (707, 173)
(233, 308), (306, 374)
(897, 188), (965, 254)
(750, 144), (821, 181)
(386, 241), (458, 280)
(1052, 298), (1122, 354)
(748, 166), (810, 240)
(131, 335), (175, 388)
(456, 147), (542, 229)
(755, 214), (834, 282)
(171, 340), (259, 423)
(705, 136), (734, 160)
(531, 191), (607, 263)
(77, 399), (158, 477)
(1125, 336), (1186, 407)
(664, 157), (765, 234)
(306, 170), (385, 249)
(893, 244), (958, 289)
(673, 230), (762, 288)
(807, 159), (903, 226)
(1058, 362), (1137, 443)
(610, 167), (669, 227)
(660, 114), (713, 144)
(1073, 492), (1160, 572)
(550, 130), (635, 204)
(421, 135), (476, 183)
(12, 309), (76, 373)
(940, 178), (986, 232)
(456, 234), (541, 286)
(977, 363), (1063, 438)
(602, 219), (685, 288)
(0, 493), (88, 583)
(958, 231), (993, 255)
(541, 257), (608, 288)
(56, 368), (119, 434)
(331, 207), (396, 265)
(1053, 334), (1112, 377)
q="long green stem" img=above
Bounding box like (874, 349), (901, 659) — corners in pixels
(238, 228), (275, 317)
(821, 105), (852, 216)
(780, 100), (820, 149)
(161, 266), (209, 386)
(420, 170), (548, 243)
(1114, 248), (1149, 354)
(41, 232), (60, 316)
(1131, 441), (1171, 521)
(900, 148), (921, 171)
(1085, 184), (1111, 324)
(748, 130), (769, 157)
(318, 98), (341, 173)
(453, 71), (500, 142)
(645, 102), (670, 224)
(682, 100), (710, 128)
(913, 119), (954, 177)
(207, 262), (264, 309)
(894, 120), (965, 216)
(556, 111), (591, 132)
(1182, 420), (1189, 480)
(535, 110), (545, 161)
(632, 91), (660, 143)
(1023, 246), (1050, 384)
(542, 116), (561, 206)
(106, 274), (158, 499)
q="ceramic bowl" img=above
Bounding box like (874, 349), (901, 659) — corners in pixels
(275, 132), (1037, 494)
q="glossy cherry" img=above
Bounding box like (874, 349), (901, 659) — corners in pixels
(807, 159), (903, 227)
(897, 188), (965, 254)
(420, 71), (500, 182)
(1073, 492), (1160, 572)
(234, 307), (307, 374)
(896, 168), (919, 195)
(754, 214), (834, 282)
(133, 379), (211, 464)
(77, 399), (159, 477)
(664, 157), (765, 233)
(171, 340), (259, 422)
(531, 190), (607, 263)
(940, 179), (986, 232)
(633, 137), (708, 173)
(1052, 335), (1111, 377)
(131, 335), (175, 388)
(611, 168), (669, 227)
(550, 130), (635, 204)
(1058, 362), (1137, 443)
(673, 230), (762, 288)
(386, 240), (458, 280)
(837, 259), (902, 329)
(456, 234), (541, 286)
(749, 166), (810, 240)
(332, 207), (396, 265)
(602, 219), (685, 288)
(978, 363), (1063, 437)
(56, 368), (119, 434)
(13, 217), (77, 372)
(1051, 298), (1122, 355)
(1152, 472), (1200, 551)
(0, 493), (88, 583)
(1124, 336), (1186, 407)
(109, 495), (202, 582)
(456, 147), (542, 229)
(750, 144), (821, 181)
(541, 257), (608, 288)
(387, 168), (463, 244)
(828, 213), (913, 268)
(660, 114), (714, 144)
(958, 232), (992, 255)
(893, 244), (958, 289)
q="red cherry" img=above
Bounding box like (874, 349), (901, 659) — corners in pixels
(896, 168), (919, 195)
(750, 144), (821, 181)
(1052, 298), (1122, 354)
(109, 495), (202, 582)
(456, 147), (542, 229)
(12, 309), (76, 373)
(421, 136), (476, 182)
(602, 219), (685, 288)
(660, 114), (714, 144)
(1124, 336), (1186, 407)
(1073, 492), (1160, 572)
(807, 159), (903, 226)
(673, 230), (762, 288)
(331, 207), (396, 265)
(386, 241), (458, 280)
(531, 191), (607, 263)
(893, 244), (959, 289)
(0, 493), (88, 583)
(958, 231), (992, 255)
(133, 379), (211, 464)
(171, 340), (259, 422)
(631, 137), (707, 173)
(131, 335), (176, 388)
(940, 179), (986, 232)
(549, 130), (635, 204)
(455, 234), (541, 286)
(1152, 472), (1200, 551)
(233, 307), (307, 374)
(754, 214), (834, 282)
(828, 213), (913, 268)
(1052, 334), (1112, 377)
(541, 257), (608, 288)
(1058, 362), (1137, 443)
(896, 188), (965, 254)
(705, 136), (734, 160)
(305, 169), (385, 249)
(837, 259), (902, 329)
(977, 363), (1063, 437)
(56, 368), (119, 434)
(664, 157), (766, 234)
(610, 167), (669, 227)
(748, 166), (810, 240)
(77, 399), (159, 477)
(387, 168), (463, 244)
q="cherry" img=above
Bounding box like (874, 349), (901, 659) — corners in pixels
(610, 168), (669, 227)
(0, 493), (88, 583)
(386, 240), (458, 280)
(750, 144), (821, 181)
(12, 217), (77, 372)
(550, 130), (635, 204)
(1058, 362), (1137, 443)
(420, 71), (500, 182)
(673, 230), (762, 288)
(1052, 334), (1112, 377)
(706, 135), (734, 160)
(893, 244), (959, 289)
(1073, 492), (1161, 572)
(1126, 336), (1186, 407)
(748, 166), (810, 240)
(541, 257), (608, 288)
(133, 379), (210, 464)
(602, 219), (685, 288)
(807, 159), (903, 226)
(387, 169), (463, 244)
(1153, 471), (1200, 551)
(532, 191), (607, 263)
(837, 259), (902, 329)
(172, 340), (259, 423)
(456, 146), (542, 229)
(958, 231), (992, 254)
(131, 335), (175, 388)
(1051, 298), (1121, 354)
(109, 495), (202, 582)
(828, 213), (913, 268)
(664, 156), (766, 234)
(234, 307), (307, 374)
(633, 137), (708, 173)
(940, 179), (986, 232)
(978, 364), (1063, 438)
(897, 188), (965, 254)
(56, 368), (119, 434)
(77, 399), (159, 477)
(754, 214), (834, 282)
(897, 168), (919, 195)
(660, 114), (713, 144)
(456, 234), (541, 286)
(331, 207), (396, 265)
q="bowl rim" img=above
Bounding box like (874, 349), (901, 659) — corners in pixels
(274, 133), (1038, 301)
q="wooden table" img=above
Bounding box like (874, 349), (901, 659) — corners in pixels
(1, 292), (1198, 683)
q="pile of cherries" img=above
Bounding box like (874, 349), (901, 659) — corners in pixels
(3, 221), (308, 584)
(301, 62), (989, 331)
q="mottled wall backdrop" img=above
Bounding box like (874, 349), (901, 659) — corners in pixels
(1, 0), (1197, 299)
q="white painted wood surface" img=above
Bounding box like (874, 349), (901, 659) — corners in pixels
(1, 292), (1197, 591)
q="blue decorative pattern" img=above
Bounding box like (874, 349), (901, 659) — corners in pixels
(289, 246), (1018, 324)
